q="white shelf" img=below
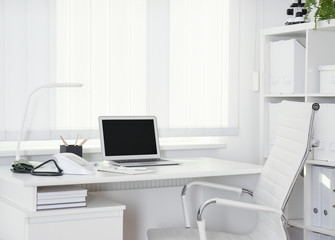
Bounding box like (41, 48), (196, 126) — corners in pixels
(262, 23), (311, 37)
(289, 219), (304, 229)
(307, 94), (335, 98)
(306, 159), (335, 168)
(289, 219), (335, 237)
(261, 20), (335, 240)
(24, 194), (125, 218)
(264, 93), (335, 98)
(262, 19), (335, 37)
(264, 94), (306, 98)
(305, 226), (335, 237)
(0, 192), (125, 218)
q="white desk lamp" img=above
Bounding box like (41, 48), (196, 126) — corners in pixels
(15, 83), (83, 161)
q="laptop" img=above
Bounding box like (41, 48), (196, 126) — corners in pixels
(98, 116), (179, 167)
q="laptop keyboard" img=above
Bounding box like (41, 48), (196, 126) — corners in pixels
(114, 158), (166, 163)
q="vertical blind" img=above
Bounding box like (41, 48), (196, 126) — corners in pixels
(0, 0), (239, 141)
(169, 0), (238, 136)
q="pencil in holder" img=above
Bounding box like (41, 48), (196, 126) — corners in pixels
(60, 145), (83, 157)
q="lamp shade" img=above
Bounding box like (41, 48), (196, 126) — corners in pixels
(15, 83), (83, 161)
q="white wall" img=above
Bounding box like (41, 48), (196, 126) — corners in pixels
(215, 0), (260, 164)
(262, 0), (291, 28)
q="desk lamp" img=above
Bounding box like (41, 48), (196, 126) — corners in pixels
(15, 83), (83, 161)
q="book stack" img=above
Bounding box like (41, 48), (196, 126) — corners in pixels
(37, 185), (87, 210)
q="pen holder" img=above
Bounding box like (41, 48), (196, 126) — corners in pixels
(60, 145), (83, 157)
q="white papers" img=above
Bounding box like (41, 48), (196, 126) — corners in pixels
(37, 196), (86, 205)
(37, 202), (86, 210)
(37, 185), (87, 199)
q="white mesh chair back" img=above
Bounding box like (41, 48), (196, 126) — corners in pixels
(250, 101), (317, 239)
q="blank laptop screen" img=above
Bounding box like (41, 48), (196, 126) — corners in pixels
(101, 119), (158, 157)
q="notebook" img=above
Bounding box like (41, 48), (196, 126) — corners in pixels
(98, 116), (179, 167)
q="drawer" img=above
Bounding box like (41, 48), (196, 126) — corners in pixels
(28, 212), (123, 240)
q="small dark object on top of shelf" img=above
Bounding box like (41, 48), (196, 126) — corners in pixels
(286, 0), (308, 25)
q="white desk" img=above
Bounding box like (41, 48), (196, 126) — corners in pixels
(0, 158), (262, 240)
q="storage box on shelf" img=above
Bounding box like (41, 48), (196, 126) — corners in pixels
(269, 39), (305, 94)
(260, 20), (335, 240)
(320, 65), (335, 94)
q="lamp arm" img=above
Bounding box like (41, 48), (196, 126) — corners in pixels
(16, 86), (46, 161)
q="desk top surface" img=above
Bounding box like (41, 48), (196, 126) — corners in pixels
(0, 158), (262, 187)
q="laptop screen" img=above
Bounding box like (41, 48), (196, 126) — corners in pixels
(99, 116), (161, 161)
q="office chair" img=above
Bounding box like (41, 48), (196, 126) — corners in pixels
(147, 101), (320, 240)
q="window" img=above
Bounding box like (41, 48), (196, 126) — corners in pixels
(168, 0), (239, 136)
(0, 0), (239, 141)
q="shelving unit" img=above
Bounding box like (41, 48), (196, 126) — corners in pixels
(260, 20), (335, 240)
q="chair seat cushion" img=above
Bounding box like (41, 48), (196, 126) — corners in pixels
(147, 228), (253, 240)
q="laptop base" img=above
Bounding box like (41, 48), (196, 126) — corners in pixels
(111, 159), (179, 167)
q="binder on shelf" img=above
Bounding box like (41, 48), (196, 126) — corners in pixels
(269, 39), (305, 94)
(314, 104), (335, 162)
(312, 166), (322, 227)
(321, 167), (335, 229)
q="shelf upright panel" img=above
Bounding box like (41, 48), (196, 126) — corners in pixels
(306, 29), (335, 94)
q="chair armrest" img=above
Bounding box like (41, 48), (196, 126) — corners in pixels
(181, 181), (253, 228)
(199, 198), (283, 219)
(196, 198), (284, 240)
(182, 181), (246, 196)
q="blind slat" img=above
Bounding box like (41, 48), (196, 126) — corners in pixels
(71, 0), (91, 129)
(91, 0), (111, 129)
